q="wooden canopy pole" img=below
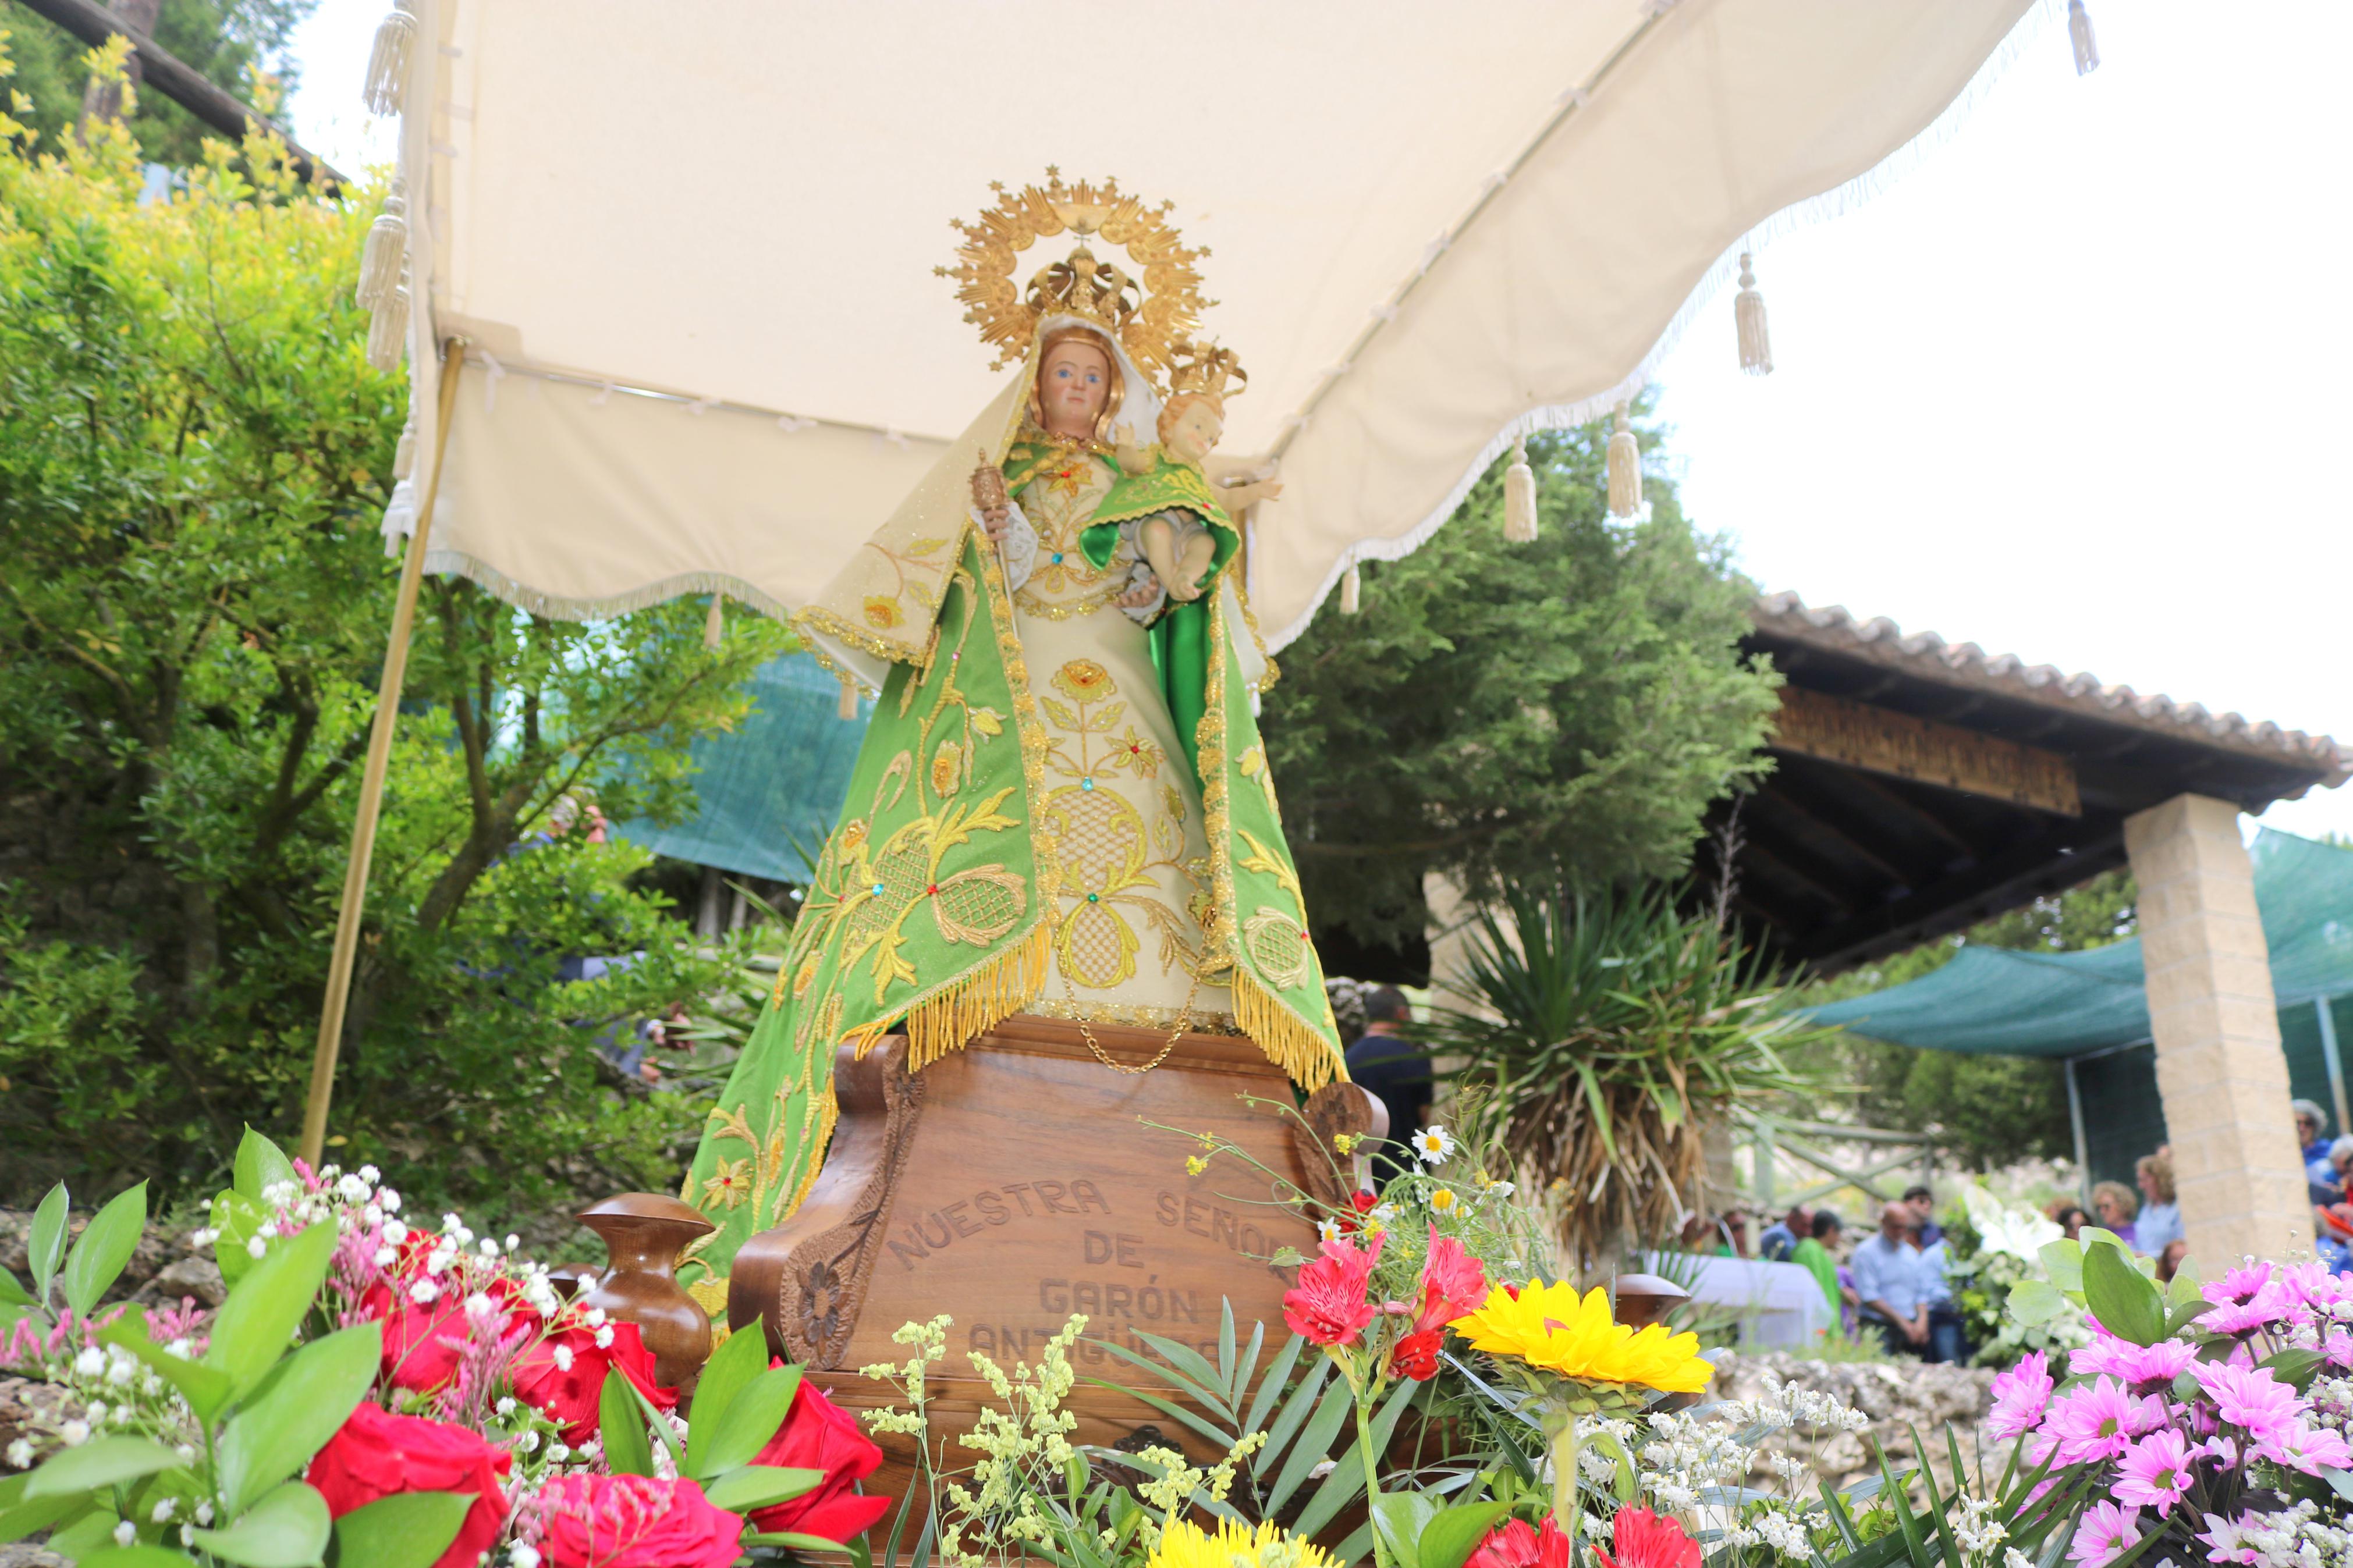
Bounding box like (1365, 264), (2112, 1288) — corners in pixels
(300, 339), (467, 1166)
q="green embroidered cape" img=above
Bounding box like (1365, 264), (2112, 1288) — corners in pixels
(679, 529), (1341, 1297)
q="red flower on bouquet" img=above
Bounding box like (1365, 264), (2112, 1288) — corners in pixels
(1592, 1507), (1701, 1568)
(512, 1313), (678, 1445)
(1387, 1328), (1443, 1382)
(1466, 1515), (1570, 1568)
(746, 1377), (890, 1542)
(306, 1402), (512, 1568)
(1283, 1231), (1383, 1347)
(1412, 1227), (1488, 1334)
(535, 1473), (744, 1568)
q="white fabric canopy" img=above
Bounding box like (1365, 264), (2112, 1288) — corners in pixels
(386, 0), (2047, 648)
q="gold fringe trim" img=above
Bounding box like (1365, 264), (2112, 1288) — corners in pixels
(1231, 965), (1347, 1090)
(849, 920), (1052, 1072)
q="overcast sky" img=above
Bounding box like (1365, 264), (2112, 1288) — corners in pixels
(285, 0), (2352, 842)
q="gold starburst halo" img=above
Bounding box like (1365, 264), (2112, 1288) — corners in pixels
(935, 167), (1213, 379)
(1167, 339), (1247, 403)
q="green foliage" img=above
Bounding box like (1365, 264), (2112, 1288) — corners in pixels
(1790, 870), (2138, 1167)
(2, 0), (317, 169)
(0, 52), (793, 1211)
(1410, 883), (1823, 1265)
(1, 1177), (147, 1338)
(1262, 414), (1780, 950)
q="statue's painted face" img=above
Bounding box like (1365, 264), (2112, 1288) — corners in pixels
(1039, 340), (1112, 438)
(1165, 399), (1223, 466)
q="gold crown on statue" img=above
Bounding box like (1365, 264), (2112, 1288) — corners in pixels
(1166, 339), (1247, 404)
(937, 168), (1211, 378)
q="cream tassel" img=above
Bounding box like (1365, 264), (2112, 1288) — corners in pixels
(837, 674), (860, 720)
(1734, 253), (1772, 376)
(391, 413), (416, 479)
(1502, 436), (1538, 544)
(365, 283), (408, 372)
(1606, 403), (1642, 518)
(362, 0), (418, 117)
(703, 593), (725, 650)
(1339, 563), (1361, 615)
(2068, 0), (2099, 75)
(356, 179), (406, 310)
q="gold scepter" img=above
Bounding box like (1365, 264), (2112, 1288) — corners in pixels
(971, 447), (1024, 638)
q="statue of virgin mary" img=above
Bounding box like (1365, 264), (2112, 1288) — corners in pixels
(680, 175), (1344, 1293)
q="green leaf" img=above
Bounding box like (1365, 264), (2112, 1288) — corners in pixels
(619, 1374), (684, 1470)
(188, 1480), (331, 1568)
(23, 1437), (182, 1499)
(682, 1316), (765, 1480)
(2003, 1280), (2070, 1327)
(62, 1182), (148, 1318)
(205, 1220), (339, 1400)
(2166, 1297), (2217, 1335)
(0, 1488), (95, 1543)
(698, 1364), (803, 1479)
(0, 1267), (31, 1308)
(234, 1129), (299, 1204)
(599, 1371), (656, 1478)
(746, 1532), (853, 1552)
(1417, 1498), (1516, 1568)
(210, 1191), (268, 1288)
(700, 1464), (824, 1512)
(2036, 1239), (2083, 1294)
(77, 1549), (202, 1566)
(2262, 1347), (2328, 1393)
(329, 1492), (474, 1568)
(28, 1183), (69, 1310)
(1371, 1492), (1438, 1567)
(2165, 1258), (2203, 1305)
(100, 1320), (236, 1425)
(2081, 1240), (2166, 1346)
(48, 1512), (132, 1559)
(216, 1325), (381, 1517)
(1264, 1374), (1353, 1514)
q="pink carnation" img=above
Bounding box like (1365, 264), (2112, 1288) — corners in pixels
(1987, 1350), (2054, 1442)
(2189, 1361), (2302, 1445)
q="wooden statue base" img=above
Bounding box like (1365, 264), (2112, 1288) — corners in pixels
(727, 1013), (1378, 1503)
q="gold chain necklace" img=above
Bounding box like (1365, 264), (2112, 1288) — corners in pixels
(1059, 935), (1208, 1075)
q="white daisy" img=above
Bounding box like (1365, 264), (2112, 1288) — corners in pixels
(1410, 1125), (1456, 1165)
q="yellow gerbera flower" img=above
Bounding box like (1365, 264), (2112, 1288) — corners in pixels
(1449, 1280), (1710, 1394)
(1148, 1516), (1333, 1568)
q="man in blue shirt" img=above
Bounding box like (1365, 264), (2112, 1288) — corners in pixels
(1851, 1201), (1935, 1357)
(1343, 987), (1429, 1181)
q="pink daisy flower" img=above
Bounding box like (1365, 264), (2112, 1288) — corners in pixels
(2254, 1421), (2353, 1475)
(2112, 1429), (2195, 1509)
(2107, 1338), (2196, 1389)
(1988, 1350), (2055, 1442)
(2206, 1262), (2274, 1307)
(2189, 1361), (2302, 1445)
(2326, 1325), (2353, 1370)
(2195, 1512), (2261, 1566)
(2068, 1334), (2136, 1381)
(2049, 1377), (2167, 1466)
(2202, 1281), (2295, 1335)
(2067, 1501), (2142, 1568)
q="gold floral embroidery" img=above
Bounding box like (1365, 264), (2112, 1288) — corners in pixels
(931, 739), (964, 797)
(701, 1158), (753, 1210)
(1052, 659), (1115, 702)
(864, 596), (904, 630)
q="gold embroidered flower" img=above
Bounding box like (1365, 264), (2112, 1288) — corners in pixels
(701, 1158), (753, 1210)
(1161, 784), (1187, 825)
(1052, 659), (1116, 703)
(792, 957), (819, 1000)
(837, 819), (868, 854)
(1104, 727), (1162, 777)
(863, 595), (903, 630)
(931, 740), (963, 797)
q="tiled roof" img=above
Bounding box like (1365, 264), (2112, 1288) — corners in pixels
(1751, 592), (2352, 792)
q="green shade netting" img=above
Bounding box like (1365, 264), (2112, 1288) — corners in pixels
(1808, 827), (2353, 1058)
(611, 652), (866, 882)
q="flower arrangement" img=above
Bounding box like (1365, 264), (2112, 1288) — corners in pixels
(0, 1129), (890, 1567)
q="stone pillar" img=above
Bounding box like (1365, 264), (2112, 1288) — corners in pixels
(2123, 794), (2306, 1265)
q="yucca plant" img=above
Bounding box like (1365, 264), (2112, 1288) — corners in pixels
(1412, 883), (1827, 1270)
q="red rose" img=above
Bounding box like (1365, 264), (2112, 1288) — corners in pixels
(1387, 1328), (1443, 1382)
(535, 1473), (744, 1568)
(512, 1316), (678, 1446)
(746, 1378), (890, 1542)
(306, 1402), (512, 1568)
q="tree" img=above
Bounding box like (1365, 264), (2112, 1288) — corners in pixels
(1262, 415), (1781, 957)
(3, 0), (315, 167)
(1790, 870), (2139, 1168)
(0, 63), (792, 1212)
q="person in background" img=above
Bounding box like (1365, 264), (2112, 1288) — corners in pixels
(1712, 1209), (1752, 1259)
(1343, 986), (1429, 1181)
(1757, 1205), (1809, 1264)
(2132, 1151), (2183, 1257)
(2297, 1100), (2336, 1184)
(2156, 1239), (2189, 1283)
(1790, 1210), (1846, 1329)
(1902, 1184), (1942, 1247)
(1915, 1213), (1967, 1364)
(2091, 1180), (2140, 1246)
(2053, 1203), (2088, 1241)
(1851, 1201), (1933, 1357)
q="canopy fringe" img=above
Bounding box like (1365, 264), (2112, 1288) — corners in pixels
(858, 923), (1052, 1072)
(417, 549), (798, 625)
(1231, 968), (1345, 1090)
